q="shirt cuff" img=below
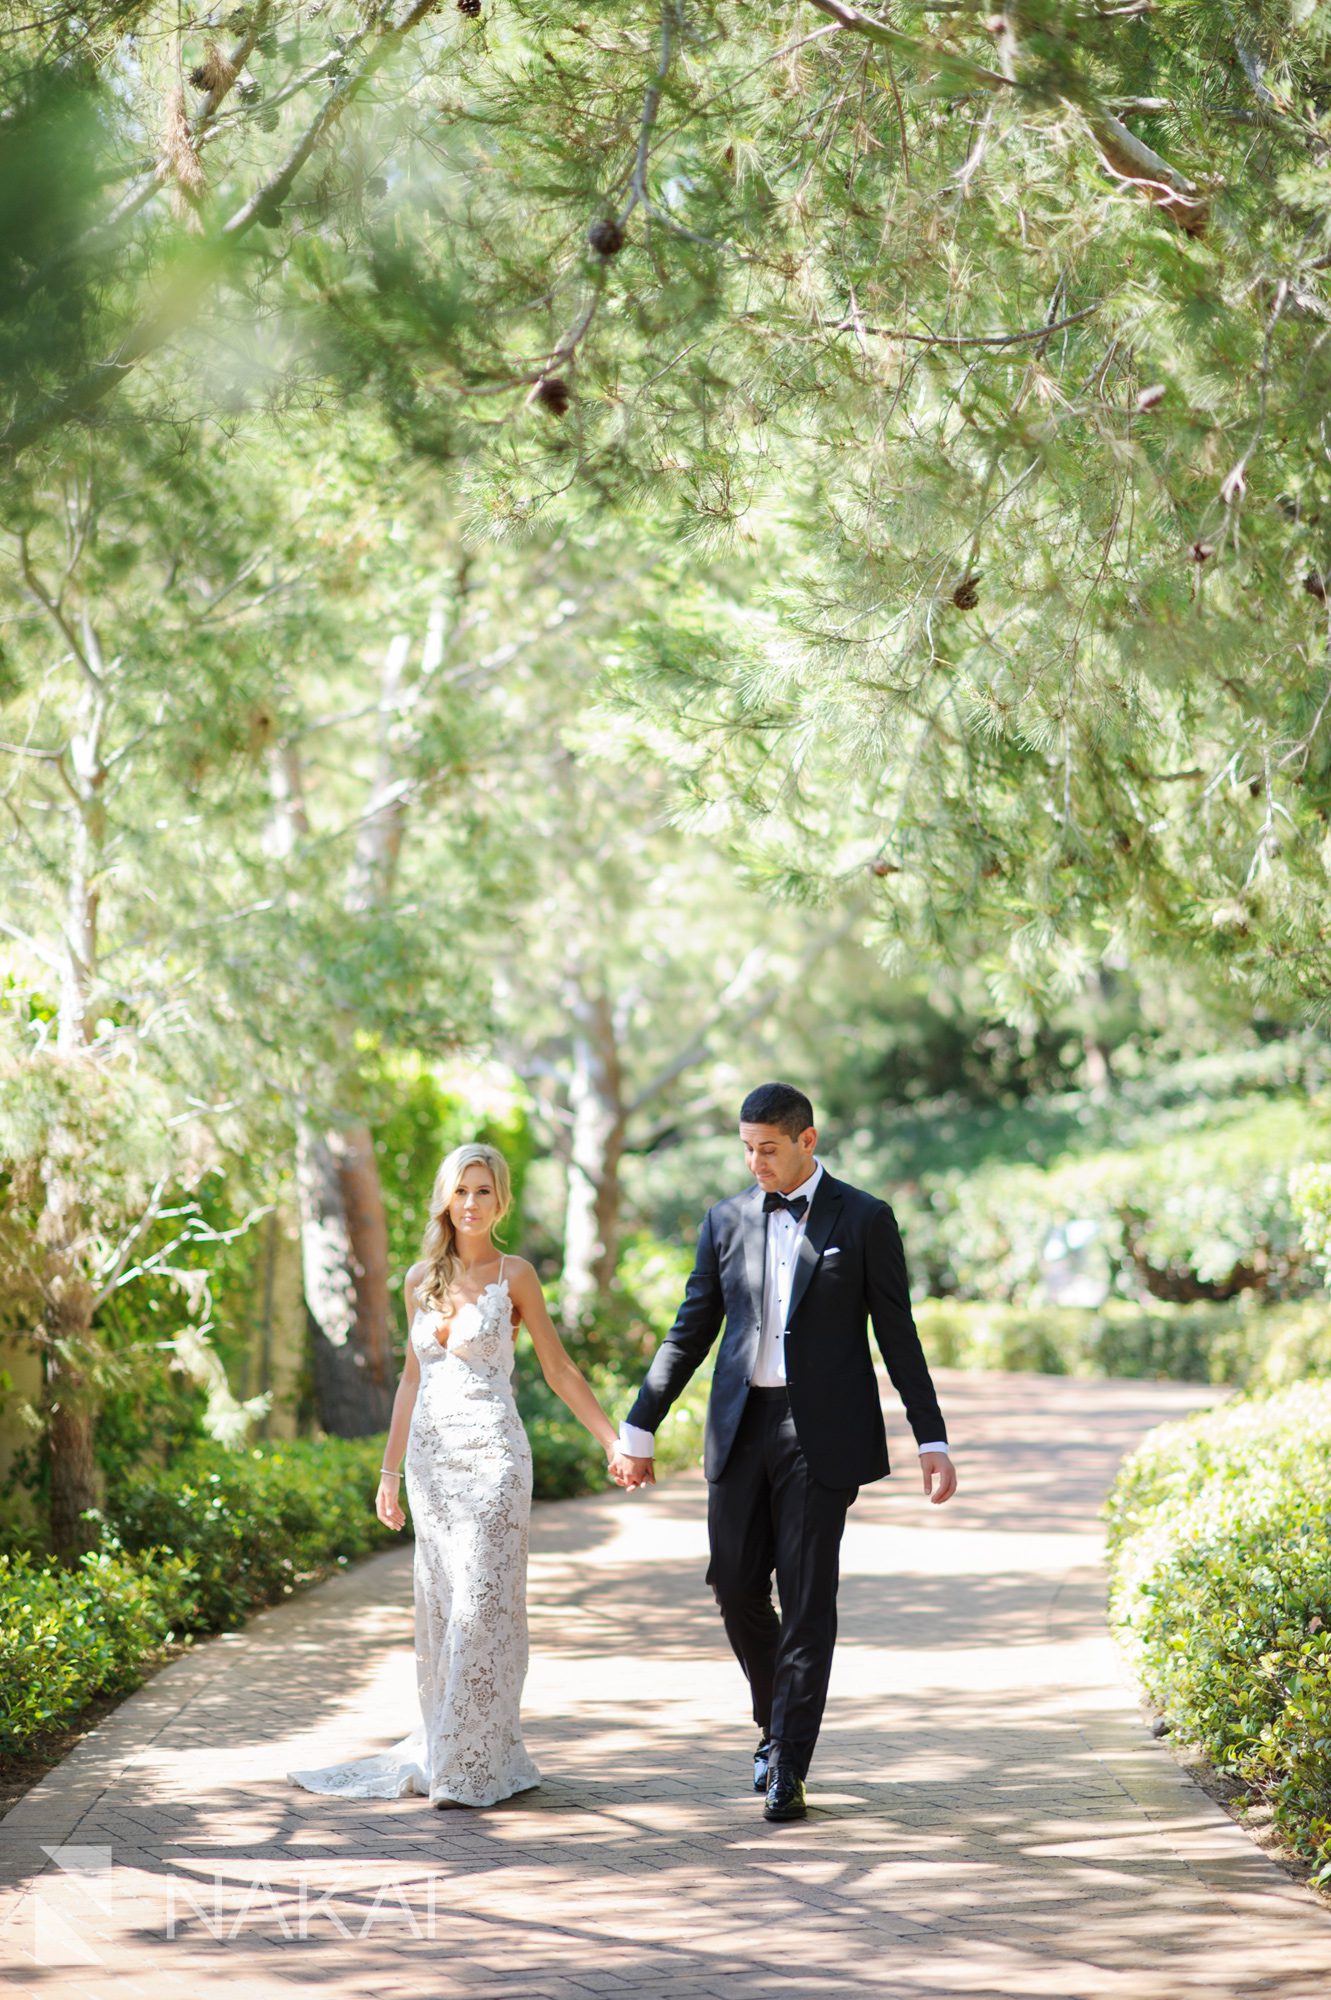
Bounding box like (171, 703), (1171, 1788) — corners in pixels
(916, 1440), (949, 1455)
(618, 1421), (656, 1458)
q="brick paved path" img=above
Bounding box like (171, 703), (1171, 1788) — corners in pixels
(6, 1369), (1331, 1999)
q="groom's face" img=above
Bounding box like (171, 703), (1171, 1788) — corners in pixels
(740, 1121), (817, 1194)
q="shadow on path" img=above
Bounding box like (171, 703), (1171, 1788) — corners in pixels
(3, 1369), (1330, 2000)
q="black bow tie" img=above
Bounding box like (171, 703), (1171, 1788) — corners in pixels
(763, 1190), (809, 1218)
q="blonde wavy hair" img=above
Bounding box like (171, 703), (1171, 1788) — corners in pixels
(416, 1142), (513, 1312)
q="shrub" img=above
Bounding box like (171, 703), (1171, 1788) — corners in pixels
(1105, 1381), (1331, 1881)
(914, 1295), (1331, 1388)
(833, 1046), (1331, 1304)
(106, 1434), (399, 1630)
(0, 1538), (198, 1759)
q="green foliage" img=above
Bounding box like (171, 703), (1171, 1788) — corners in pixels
(5, 0), (1331, 1013)
(1292, 1163), (1331, 1284)
(1105, 1382), (1331, 1879)
(840, 1042), (1331, 1303)
(105, 1435), (398, 1630)
(518, 1232), (712, 1491)
(0, 1536), (199, 1761)
(371, 1055), (535, 1286)
(918, 1296), (1331, 1389)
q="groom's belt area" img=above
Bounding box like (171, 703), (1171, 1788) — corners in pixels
(745, 1386), (790, 1403)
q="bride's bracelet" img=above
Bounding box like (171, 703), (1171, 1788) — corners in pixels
(380, 1467), (401, 1480)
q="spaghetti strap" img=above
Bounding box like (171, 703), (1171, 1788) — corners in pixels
(498, 1252), (507, 1283)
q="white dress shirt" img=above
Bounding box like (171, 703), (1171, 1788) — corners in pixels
(750, 1158), (825, 1386)
(619, 1157), (948, 1459)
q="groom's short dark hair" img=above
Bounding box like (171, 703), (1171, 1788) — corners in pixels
(740, 1082), (814, 1137)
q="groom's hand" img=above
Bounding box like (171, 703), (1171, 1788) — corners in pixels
(609, 1451), (655, 1490)
(919, 1451), (956, 1505)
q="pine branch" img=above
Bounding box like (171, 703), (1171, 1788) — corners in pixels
(89, 1173), (172, 1312)
(800, 0), (1013, 92)
(624, 913), (861, 1119)
(0, 916), (64, 973)
(801, 0), (1209, 231)
(0, 0), (442, 462)
(829, 302), (1102, 348)
(1086, 109), (1209, 233)
(16, 4), (277, 303)
(17, 534), (103, 693)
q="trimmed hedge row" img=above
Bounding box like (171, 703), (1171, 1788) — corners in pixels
(1, 1541), (198, 1760)
(916, 1296), (1331, 1388)
(1104, 1380), (1331, 1882)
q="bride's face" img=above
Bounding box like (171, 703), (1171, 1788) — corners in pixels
(447, 1162), (500, 1237)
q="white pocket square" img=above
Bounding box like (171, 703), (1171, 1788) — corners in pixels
(822, 1246), (841, 1258)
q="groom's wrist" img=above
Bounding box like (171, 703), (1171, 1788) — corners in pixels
(618, 1421), (656, 1458)
(916, 1440), (948, 1455)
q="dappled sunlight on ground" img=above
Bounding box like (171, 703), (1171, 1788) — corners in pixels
(3, 1370), (1330, 1999)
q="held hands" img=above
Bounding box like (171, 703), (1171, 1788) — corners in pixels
(607, 1449), (655, 1491)
(919, 1451), (957, 1505)
(376, 1473), (406, 1531)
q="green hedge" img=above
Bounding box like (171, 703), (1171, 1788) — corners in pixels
(0, 1539), (199, 1758)
(106, 1434), (401, 1629)
(915, 1296), (1331, 1388)
(1104, 1381), (1331, 1882)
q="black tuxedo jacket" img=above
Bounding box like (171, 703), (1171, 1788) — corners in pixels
(626, 1169), (946, 1488)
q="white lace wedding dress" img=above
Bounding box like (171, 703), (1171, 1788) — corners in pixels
(288, 1257), (541, 1808)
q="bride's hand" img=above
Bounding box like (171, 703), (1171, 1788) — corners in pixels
(377, 1475), (406, 1530)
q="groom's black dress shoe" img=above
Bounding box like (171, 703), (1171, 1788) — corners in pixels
(753, 1737), (774, 1793)
(763, 1767), (807, 1822)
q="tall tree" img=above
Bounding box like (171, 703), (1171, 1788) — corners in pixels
(0, 425), (482, 1533)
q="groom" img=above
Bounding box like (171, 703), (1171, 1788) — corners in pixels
(610, 1081), (956, 1822)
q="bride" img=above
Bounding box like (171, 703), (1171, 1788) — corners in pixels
(288, 1141), (623, 1808)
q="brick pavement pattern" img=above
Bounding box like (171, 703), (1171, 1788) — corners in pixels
(5, 1368), (1331, 1999)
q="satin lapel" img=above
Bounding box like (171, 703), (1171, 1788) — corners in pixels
(741, 1185), (767, 1328)
(785, 1175), (843, 1328)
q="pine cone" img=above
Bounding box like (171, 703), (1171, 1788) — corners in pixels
(534, 376), (571, 416)
(188, 44), (236, 95)
(587, 217), (625, 258)
(1304, 571), (1328, 603)
(951, 573), (981, 611)
(235, 70), (261, 101)
(256, 197), (284, 229)
(365, 174), (389, 200)
(458, 0), (482, 15)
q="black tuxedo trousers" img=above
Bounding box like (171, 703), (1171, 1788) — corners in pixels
(706, 1386), (857, 1779)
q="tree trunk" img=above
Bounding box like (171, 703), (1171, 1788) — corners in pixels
(58, 665), (107, 1050)
(561, 983), (626, 1326)
(251, 1200), (306, 1440)
(344, 632), (411, 913)
(296, 1118), (396, 1436)
(39, 1160), (101, 1561)
(269, 729), (402, 1438)
(45, 1357), (100, 1563)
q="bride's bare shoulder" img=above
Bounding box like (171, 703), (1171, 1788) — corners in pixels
(405, 1259), (430, 1293)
